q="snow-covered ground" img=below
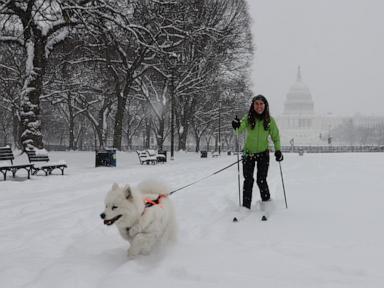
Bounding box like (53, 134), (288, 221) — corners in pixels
(1, 151), (384, 288)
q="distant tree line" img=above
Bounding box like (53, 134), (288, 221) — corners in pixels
(0, 0), (253, 151)
(331, 118), (384, 146)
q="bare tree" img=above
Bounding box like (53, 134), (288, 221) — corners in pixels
(0, 0), (105, 149)
(0, 0), (254, 152)
(163, 0), (253, 150)
(0, 44), (24, 147)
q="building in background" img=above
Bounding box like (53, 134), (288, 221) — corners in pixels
(276, 67), (384, 147)
(276, 67), (344, 146)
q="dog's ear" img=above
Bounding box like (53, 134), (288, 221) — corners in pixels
(112, 183), (119, 190)
(123, 185), (132, 199)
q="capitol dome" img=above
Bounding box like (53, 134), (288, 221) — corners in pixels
(283, 67), (314, 115)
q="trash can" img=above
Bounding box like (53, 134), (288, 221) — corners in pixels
(200, 151), (207, 158)
(157, 150), (167, 162)
(95, 148), (116, 167)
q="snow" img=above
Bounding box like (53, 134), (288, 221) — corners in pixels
(25, 40), (34, 75)
(45, 29), (69, 58)
(39, 19), (66, 37)
(35, 148), (48, 156)
(1, 151), (384, 287)
(0, 161), (10, 167)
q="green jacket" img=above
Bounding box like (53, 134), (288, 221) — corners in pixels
(237, 115), (281, 154)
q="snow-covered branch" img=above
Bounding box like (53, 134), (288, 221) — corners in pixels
(45, 28), (69, 57)
(0, 36), (24, 46)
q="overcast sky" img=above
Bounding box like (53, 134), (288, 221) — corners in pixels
(246, 0), (384, 116)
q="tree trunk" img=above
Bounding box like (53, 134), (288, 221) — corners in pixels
(214, 134), (219, 151)
(126, 134), (132, 150)
(95, 125), (104, 150)
(156, 117), (165, 150)
(178, 124), (189, 151)
(68, 94), (76, 150)
(112, 71), (129, 150)
(20, 39), (46, 149)
(145, 120), (151, 148)
(96, 105), (109, 149)
(112, 57), (138, 150)
(12, 107), (21, 149)
(205, 135), (212, 151)
(177, 98), (196, 151)
(112, 93), (126, 150)
(69, 116), (75, 150)
(1, 124), (8, 146)
(195, 136), (200, 152)
(193, 129), (201, 152)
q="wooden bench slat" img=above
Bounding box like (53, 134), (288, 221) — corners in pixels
(0, 148), (12, 152)
(29, 157), (49, 162)
(0, 155), (14, 160)
(0, 148), (15, 165)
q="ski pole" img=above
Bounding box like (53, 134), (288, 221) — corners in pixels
(236, 124), (241, 207)
(278, 161), (288, 209)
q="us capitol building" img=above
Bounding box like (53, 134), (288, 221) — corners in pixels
(275, 67), (384, 146)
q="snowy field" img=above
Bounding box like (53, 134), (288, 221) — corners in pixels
(1, 151), (384, 288)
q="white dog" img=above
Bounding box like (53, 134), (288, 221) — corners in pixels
(100, 180), (177, 257)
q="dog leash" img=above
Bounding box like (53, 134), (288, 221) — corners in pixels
(169, 158), (242, 195)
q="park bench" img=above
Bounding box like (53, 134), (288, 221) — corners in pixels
(157, 150), (167, 163)
(147, 149), (166, 163)
(0, 146), (33, 181)
(212, 151), (219, 157)
(26, 148), (67, 176)
(136, 150), (157, 165)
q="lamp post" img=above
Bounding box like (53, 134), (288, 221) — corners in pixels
(170, 67), (175, 160)
(328, 124), (332, 146)
(168, 54), (178, 160)
(218, 97), (221, 155)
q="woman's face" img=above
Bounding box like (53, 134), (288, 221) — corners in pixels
(253, 99), (265, 114)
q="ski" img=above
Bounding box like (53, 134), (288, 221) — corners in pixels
(233, 214), (268, 222)
(261, 215), (268, 221)
(233, 200), (275, 222)
(259, 200), (274, 222)
(232, 213), (252, 222)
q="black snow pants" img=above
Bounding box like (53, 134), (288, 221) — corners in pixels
(242, 150), (270, 208)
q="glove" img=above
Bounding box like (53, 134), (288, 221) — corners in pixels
(232, 116), (240, 130)
(274, 150), (283, 162)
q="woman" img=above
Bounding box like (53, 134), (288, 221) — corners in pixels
(232, 95), (283, 209)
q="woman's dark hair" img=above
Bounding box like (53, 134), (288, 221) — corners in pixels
(248, 94), (271, 130)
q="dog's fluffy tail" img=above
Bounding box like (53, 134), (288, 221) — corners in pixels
(137, 179), (170, 196)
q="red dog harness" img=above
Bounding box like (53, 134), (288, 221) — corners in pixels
(144, 194), (167, 208)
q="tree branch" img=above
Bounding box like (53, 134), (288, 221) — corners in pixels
(0, 36), (24, 46)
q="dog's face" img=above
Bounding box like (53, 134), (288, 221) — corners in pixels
(100, 183), (141, 228)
